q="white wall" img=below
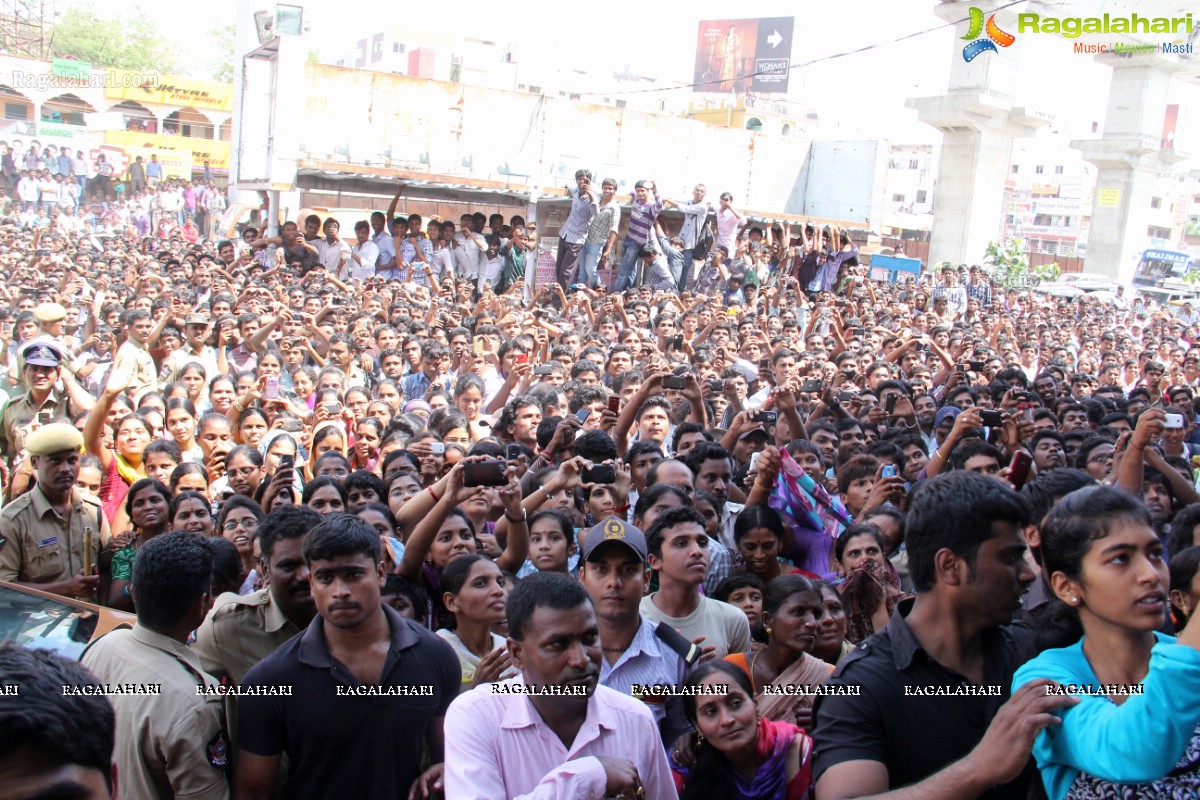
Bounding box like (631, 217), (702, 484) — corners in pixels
(802, 140), (886, 228)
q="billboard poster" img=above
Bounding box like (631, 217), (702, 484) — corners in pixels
(694, 17), (794, 94)
(535, 236), (558, 290)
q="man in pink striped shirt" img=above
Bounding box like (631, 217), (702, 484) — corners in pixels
(444, 572), (677, 799)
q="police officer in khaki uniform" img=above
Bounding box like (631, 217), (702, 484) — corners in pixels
(6, 303), (76, 380)
(193, 505), (322, 685)
(0, 339), (95, 467)
(33, 301), (73, 353)
(192, 585), (306, 687)
(83, 532), (230, 800)
(0, 423), (107, 599)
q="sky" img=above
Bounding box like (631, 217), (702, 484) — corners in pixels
(75, 0), (1200, 158)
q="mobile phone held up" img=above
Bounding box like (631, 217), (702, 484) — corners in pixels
(1008, 451), (1033, 490)
(661, 375), (687, 390)
(755, 411), (778, 427)
(463, 459), (507, 487)
(581, 464), (616, 484)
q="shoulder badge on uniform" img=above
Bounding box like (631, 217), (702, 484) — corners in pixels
(207, 731), (229, 768)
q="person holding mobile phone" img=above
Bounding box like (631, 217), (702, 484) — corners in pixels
(397, 458), (530, 629)
(555, 169), (598, 290)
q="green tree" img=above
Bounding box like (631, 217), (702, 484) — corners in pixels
(208, 24), (235, 82)
(50, 7), (178, 74)
(982, 240), (1058, 287)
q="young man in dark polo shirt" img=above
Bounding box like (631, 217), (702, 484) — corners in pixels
(812, 472), (1078, 800)
(234, 513), (459, 800)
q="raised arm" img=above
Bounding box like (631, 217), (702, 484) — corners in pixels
(493, 468), (529, 574)
(83, 366), (133, 472)
(398, 462), (472, 581)
(613, 371), (666, 457)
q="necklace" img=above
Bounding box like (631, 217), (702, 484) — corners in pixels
(749, 648), (766, 694)
(601, 645), (629, 653)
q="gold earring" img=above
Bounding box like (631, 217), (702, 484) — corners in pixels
(695, 732), (705, 747)
(765, 626), (773, 636)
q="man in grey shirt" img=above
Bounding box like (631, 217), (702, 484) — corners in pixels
(665, 184), (712, 292)
(554, 169), (598, 290)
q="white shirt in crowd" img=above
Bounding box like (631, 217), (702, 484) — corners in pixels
(345, 239), (379, 282)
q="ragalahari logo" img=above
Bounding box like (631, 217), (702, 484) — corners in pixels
(961, 7), (1016, 61)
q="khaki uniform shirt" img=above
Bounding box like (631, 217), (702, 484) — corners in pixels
(0, 387), (75, 463)
(193, 588), (303, 685)
(82, 625), (230, 800)
(0, 485), (108, 588)
(160, 345), (220, 386)
(115, 340), (158, 400)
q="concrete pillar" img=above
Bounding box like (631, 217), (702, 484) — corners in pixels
(1073, 53), (1185, 282)
(907, 0), (1050, 266)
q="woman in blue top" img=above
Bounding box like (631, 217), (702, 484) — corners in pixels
(1012, 486), (1200, 800)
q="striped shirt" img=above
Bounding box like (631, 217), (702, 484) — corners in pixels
(599, 617), (692, 745)
(558, 186), (598, 243)
(626, 193), (663, 246)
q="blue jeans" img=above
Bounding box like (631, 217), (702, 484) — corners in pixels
(579, 242), (603, 288)
(612, 237), (641, 292)
(679, 248), (695, 292)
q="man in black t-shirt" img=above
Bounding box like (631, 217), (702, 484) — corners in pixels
(812, 472), (1078, 800)
(235, 514), (458, 800)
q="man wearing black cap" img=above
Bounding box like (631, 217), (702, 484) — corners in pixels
(579, 516), (696, 746)
(0, 339), (94, 468)
(0, 423), (108, 599)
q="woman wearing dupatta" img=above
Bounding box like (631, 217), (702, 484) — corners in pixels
(841, 553), (909, 645)
(672, 660), (813, 800)
(82, 363), (151, 523)
(767, 446), (849, 579)
(724, 575), (832, 730)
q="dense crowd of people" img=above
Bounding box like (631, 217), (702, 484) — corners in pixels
(1, 168), (1200, 800)
(0, 138), (225, 241)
